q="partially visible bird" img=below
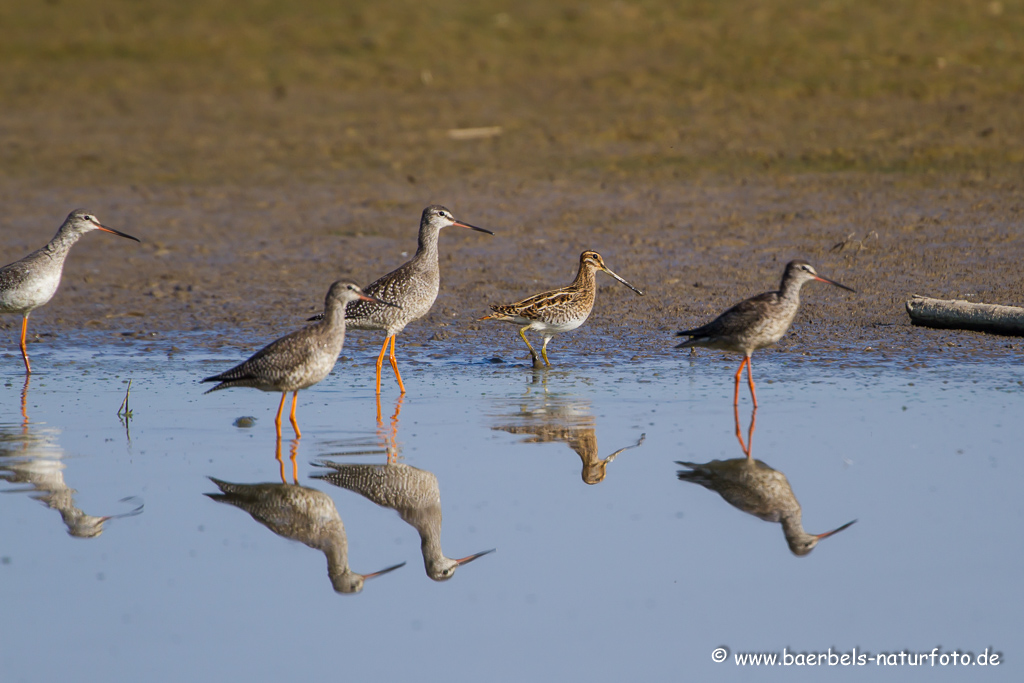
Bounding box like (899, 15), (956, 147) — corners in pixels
(203, 281), (393, 438)
(480, 250), (644, 367)
(310, 205), (492, 394)
(1, 209), (140, 373)
(675, 260), (854, 406)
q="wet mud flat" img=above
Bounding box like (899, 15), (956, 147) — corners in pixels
(1, 173), (1022, 370)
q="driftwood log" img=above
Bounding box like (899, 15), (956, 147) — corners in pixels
(905, 295), (1024, 336)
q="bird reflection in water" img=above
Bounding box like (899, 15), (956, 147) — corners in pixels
(675, 406), (855, 556)
(492, 369), (645, 484)
(206, 472), (405, 594)
(313, 395), (495, 581)
(275, 436), (300, 484)
(0, 376), (143, 538)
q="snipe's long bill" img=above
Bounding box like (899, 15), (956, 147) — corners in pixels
(480, 250), (643, 368)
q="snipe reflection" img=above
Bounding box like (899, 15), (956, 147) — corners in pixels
(205, 475), (405, 594)
(0, 376), (143, 538)
(491, 369), (644, 484)
(313, 395), (495, 581)
(676, 406), (856, 556)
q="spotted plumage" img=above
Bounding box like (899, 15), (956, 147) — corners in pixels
(312, 205), (491, 394)
(204, 281), (388, 437)
(206, 478), (405, 593)
(480, 250), (644, 367)
(676, 458), (856, 556)
(313, 461), (495, 581)
(675, 259), (854, 406)
(1, 209), (140, 373)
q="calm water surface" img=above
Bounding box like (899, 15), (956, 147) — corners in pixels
(1, 343), (1021, 682)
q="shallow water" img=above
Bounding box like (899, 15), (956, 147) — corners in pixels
(1, 343), (1021, 682)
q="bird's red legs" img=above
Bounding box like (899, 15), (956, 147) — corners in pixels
(733, 404), (758, 458)
(275, 437), (287, 483)
(746, 356), (758, 408)
(732, 357), (748, 407)
(288, 391), (301, 439)
(20, 375), (30, 430)
(732, 355), (758, 407)
(274, 392), (287, 439)
(388, 335), (406, 394)
(288, 438), (299, 483)
(374, 337), (389, 395)
(19, 316), (31, 374)
(273, 437), (300, 484)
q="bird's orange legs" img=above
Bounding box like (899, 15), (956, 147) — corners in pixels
(19, 315), (31, 374)
(389, 335), (405, 393)
(273, 391), (302, 439)
(274, 392), (287, 438)
(734, 403), (758, 458)
(289, 391), (301, 438)
(274, 437), (300, 484)
(733, 355), (758, 407)
(376, 394), (404, 464)
(375, 335), (406, 395)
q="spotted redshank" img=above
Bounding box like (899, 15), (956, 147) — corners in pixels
(480, 250), (643, 367)
(206, 478), (405, 593)
(313, 461), (495, 581)
(203, 281), (393, 438)
(311, 205), (492, 395)
(675, 260), (854, 406)
(676, 456), (856, 556)
(1, 209), (140, 373)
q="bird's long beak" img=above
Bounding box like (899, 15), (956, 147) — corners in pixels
(362, 561), (407, 580)
(453, 548), (496, 566)
(814, 519), (857, 539)
(360, 293), (401, 308)
(814, 275), (855, 293)
(96, 224), (141, 243)
(453, 220), (494, 236)
(601, 267), (645, 296)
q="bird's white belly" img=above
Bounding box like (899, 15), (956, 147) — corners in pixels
(0, 270), (60, 314)
(528, 317), (586, 335)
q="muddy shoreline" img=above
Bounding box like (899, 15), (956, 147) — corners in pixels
(2, 173), (1022, 368)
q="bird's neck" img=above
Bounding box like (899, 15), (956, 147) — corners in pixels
(44, 227), (82, 259)
(570, 263), (597, 290)
(415, 225), (440, 263)
(412, 505), (443, 558)
(320, 300), (350, 330)
(323, 530), (350, 577)
(777, 274), (805, 305)
(780, 511), (810, 546)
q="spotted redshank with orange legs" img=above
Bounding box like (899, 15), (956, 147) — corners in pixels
(203, 281), (395, 438)
(1, 209), (140, 373)
(205, 477), (406, 593)
(675, 260), (854, 407)
(676, 407), (856, 556)
(310, 205), (492, 395)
